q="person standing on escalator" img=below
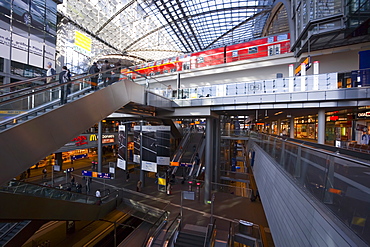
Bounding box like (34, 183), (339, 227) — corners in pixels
(59, 66), (71, 105)
(101, 60), (111, 87)
(88, 62), (100, 91)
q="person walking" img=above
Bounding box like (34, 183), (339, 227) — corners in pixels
(136, 180), (142, 192)
(59, 66), (71, 105)
(42, 168), (47, 180)
(95, 189), (101, 205)
(88, 62), (100, 91)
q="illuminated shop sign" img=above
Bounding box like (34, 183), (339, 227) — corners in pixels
(71, 136), (88, 146)
(90, 134), (97, 141)
(102, 134), (115, 144)
(357, 112), (370, 117)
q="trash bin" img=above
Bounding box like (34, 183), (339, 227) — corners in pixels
(239, 220), (253, 235)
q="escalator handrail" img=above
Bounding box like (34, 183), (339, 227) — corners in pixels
(143, 210), (169, 247)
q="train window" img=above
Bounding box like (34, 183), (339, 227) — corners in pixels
(183, 62), (190, 70)
(268, 36), (274, 43)
(269, 46), (274, 56)
(170, 68), (176, 73)
(155, 71), (161, 75)
(277, 34), (288, 41)
(149, 72), (155, 76)
(197, 57), (204, 63)
(164, 70), (168, 73)
(275, 44), (280, 55)
(249, 47), (258, 54)
(232, 51), (238, 57)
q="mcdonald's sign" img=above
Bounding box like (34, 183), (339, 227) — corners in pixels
(90, 134), (98, 141)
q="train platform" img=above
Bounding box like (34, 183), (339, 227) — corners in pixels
(20, 154), (271, 246)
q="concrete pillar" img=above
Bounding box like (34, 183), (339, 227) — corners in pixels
(204, 117), (214, 204)
(55, 152), (63, 170)
(3, 58), (11, 89)
(140, 120), (145, 186)
(98, 121), (103, 172)
(290, 117), (295, 138)
(317, 109), (325, 144)
(213, 118), (220, 184)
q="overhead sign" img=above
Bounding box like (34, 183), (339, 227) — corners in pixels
(82, 170), (112, 179)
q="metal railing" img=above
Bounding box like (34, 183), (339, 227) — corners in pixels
(162, 213), (182, 247)
(0, 180), (120, 205)
(143, 211), (169, 247)
(250, 132), (370, 245)
(150, 72), (338, 99)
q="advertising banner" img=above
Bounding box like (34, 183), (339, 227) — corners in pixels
(156, 126), (171, 165)
(141, 126), (157, 172)
(11, 33), (28, 64)
(133, 126), (140, 163)
(29, 39), (43, 67)
(117, 125), (126, 170)
(54, 133), (117, 153)
(44, 44), (55, 67)
(0, 28), (11, 59)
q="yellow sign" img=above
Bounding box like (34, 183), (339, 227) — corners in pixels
(75, 31), (91, 52)
(90, 134), (97, 141)
(158, 178), (166, 186)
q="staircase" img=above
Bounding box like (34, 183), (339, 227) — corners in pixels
(174, 230), (206, 247)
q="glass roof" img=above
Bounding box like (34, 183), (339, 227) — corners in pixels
(58, 0), (273, 61)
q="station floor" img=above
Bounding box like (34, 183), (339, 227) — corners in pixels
(20, 154), (272, 246)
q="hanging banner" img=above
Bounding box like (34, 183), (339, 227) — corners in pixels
(133, 126), (140, 163)
(141, 126), (157, 172)
(156, 126), (171, 165)
(117, 125), (126, 170)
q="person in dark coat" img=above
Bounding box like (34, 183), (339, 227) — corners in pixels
(89, 62), (100, 90)
(59, 66), (71, 104)
(100, 60), (111, 87)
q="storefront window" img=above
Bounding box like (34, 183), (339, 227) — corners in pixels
(11, 61), (45, 78)
(294, 115), (317, 139)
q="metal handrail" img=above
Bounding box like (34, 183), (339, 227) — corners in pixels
(143, 211), (168, 247)
(252, 132), (370, 168)
(161, 213), (182, 247)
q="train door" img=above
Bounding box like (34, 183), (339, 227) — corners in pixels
(268, 44), (280, 56)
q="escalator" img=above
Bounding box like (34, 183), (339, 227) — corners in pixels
(0, 180), (120, 221)
(0, 69), (145, 186)
(171, 130), (205, 180)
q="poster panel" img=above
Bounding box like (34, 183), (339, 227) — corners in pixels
(156, 126), (171, 165)
(29, 39), (43, 67)
(133, 126), (140, 163)
(11, 33), (28, 64)
(44, 44), (55, 68)
(117, 125), (126, 170)
(142, 126), (157, 167)
(0, 28), (11, 59)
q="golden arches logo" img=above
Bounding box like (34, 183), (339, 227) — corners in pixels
(90, 135), (97, 141)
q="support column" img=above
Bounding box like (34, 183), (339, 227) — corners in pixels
(290, 117), (294, 138)
(176, 72), (181, 99)
(317, 109), (325, 144)
(125, 123), (129, 168)
(3, 59), (11, 86)
(98, 121), (103, 172)
(213, 118), (220, 184)
(55, 152), (63, 171)
(204, 117), (214, 204)
(277, 119), (282, 136)
(140, 120), (145, 186)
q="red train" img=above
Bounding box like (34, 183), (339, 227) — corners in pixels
(121, 33), (290, 79)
